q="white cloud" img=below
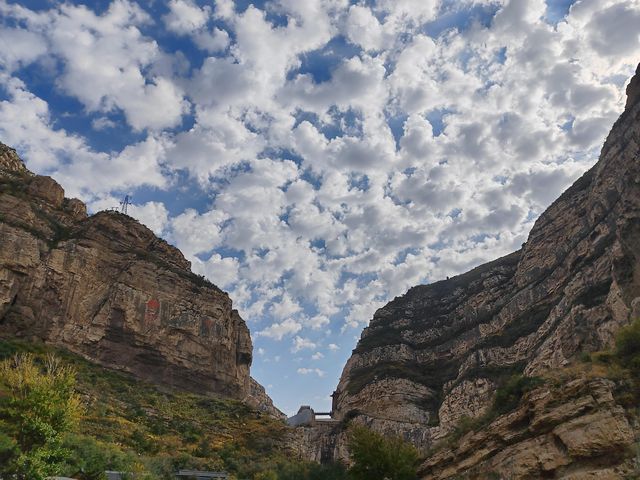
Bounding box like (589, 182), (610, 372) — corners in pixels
(2, 0), (639, 383)
(2, 0), (189, 131)
(257, 318), (302, 340)
(297, 367), (326, 377)
(54, 135), (170, 198)
(0, 75), (169, 200)
(193, 28), (230, 53)
(291, 336), (316, 353)
(345, 5), (386, 51)
(130, 201), (169, 235)
(193, 254), (240, 290)
(585, 2), (640, 57)
(311, 351), (324, 360)
(91, 117), (117, 130)
(0, 27), (47, 71)
(163, 0), (230, 53)
(271, 294), (303, 320)
(169, 209), (227, 257)
(163, 0), (209, 34)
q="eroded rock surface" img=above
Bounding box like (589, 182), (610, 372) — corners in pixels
(420, 378), (635, 479)
(0, 147), (269, 403)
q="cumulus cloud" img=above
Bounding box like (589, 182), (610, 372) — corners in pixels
(130, 201), (169, 235)
(54, 135), (170, 198)
(163, 0), (209, 34)
(1, 1), (639, 410)
(163, 0), (230, 53)
(0, 27), (47, 71)
(292, 336), (316, 353)
(257, 318), (302, 340)
(585, 1), (640, 57)
(297, 367), (326, 377)
(1, 0), (188, 131)
(192, 254), (240, 290)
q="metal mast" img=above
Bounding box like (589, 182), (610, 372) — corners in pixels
(119, 195), (132, 215)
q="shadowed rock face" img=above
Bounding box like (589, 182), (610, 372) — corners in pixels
(327, 64), (640, 453)
(0, 145), (278, 414)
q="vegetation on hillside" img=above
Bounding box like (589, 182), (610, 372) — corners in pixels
(0, 353), (82, 479)
(613, 317), (640, 375)
(0, 339), (426, 480)
(429, 372), (544, 453)
(580, 317), (640, 406)
(347, 425), (420, 480)
(0, 339), (346, 479)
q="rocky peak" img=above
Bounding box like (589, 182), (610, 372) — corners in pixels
(0, 145), (276, 409)
(0, 143), (28, 175)
(84, 210), (193, 272)
(27, 175), (65, 209)
(626, 63), (640, 109)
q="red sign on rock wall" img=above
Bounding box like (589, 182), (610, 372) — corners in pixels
(144, 298), (160, 326)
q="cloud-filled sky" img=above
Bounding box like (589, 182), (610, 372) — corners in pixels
(1, 0), (639, 414)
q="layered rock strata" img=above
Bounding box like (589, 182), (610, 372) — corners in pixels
(297, 65), (640, 464)
(421, 378), (635, 479)
(0, 144), (275, 412)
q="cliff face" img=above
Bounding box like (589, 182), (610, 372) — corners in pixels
(0, 144), (276, 412)
(326, 64), (640, 455)
(422, 377), (635, 479)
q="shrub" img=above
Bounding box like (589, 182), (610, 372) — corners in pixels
(60, 434), (137, 480)
(0, 354), (83, 480)
(491, 374), (544, 416)
(615, 318), (640, 374)
(347, 425), (419, 480)
(578, 351), (592, 363)
(273, 460), (348, 480)
(255, 471), (278, 480)
(0, 340), (293, 479)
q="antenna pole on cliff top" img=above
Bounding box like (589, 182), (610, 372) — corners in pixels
(119, 195), (132, 215)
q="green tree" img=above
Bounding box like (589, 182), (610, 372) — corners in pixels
(272, 460), (348, 480)
(347, 425), (419, 480)
(491, 374), (544, 416)
(615, 318), (640, 374)
(0, 353), (82, 479)
(60, 433), (141, 480)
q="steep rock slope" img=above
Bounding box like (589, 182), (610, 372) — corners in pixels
(0, 145), (277, 414)
(329, 64), (640, 449)
(420, 376), (635, 479)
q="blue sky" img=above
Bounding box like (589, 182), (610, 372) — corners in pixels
(1, 0), (639, 414)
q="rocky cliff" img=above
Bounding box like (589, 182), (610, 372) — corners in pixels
(308, 64), (640, 469)
(422, 375), (636, 479)
(0, 144), (278, 414)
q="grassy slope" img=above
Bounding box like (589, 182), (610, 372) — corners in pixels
(0, 339), (290, 479)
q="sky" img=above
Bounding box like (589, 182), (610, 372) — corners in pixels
(1, 0), (639, 415)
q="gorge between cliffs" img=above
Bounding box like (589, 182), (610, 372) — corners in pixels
(2, 60), (640, 479)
